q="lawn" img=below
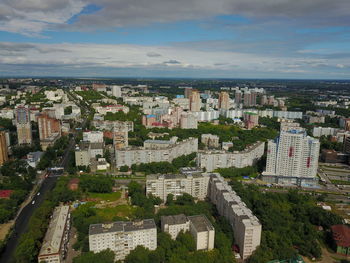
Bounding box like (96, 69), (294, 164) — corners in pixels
(87, 191), (121, 201)
(95, 205), (135, 221)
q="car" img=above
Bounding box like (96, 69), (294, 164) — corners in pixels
(31, 200), (35, 205)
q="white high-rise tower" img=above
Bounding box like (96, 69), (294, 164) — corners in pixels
(263, 125), (320, 187)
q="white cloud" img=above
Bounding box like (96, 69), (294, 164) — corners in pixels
(1, 0), (350, 35)
(0, 41), (348, 78)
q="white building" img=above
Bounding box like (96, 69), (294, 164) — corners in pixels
(83, 131), (104, 143)
(148, 172), (261, 259)
(312, 126), (338, 137)
(95, 105), (129, 115)
(209, 173), (261, 259)
(89, 219), (157, 261)
(161, 214), (215, 251)
(197, 141), (265, 172)
(111, 85), (122, 98)
(38, 206), (70, 263)
(146, 172), (210, 201)
(115, 137), (198, 168)
(263, 126), (320, 187)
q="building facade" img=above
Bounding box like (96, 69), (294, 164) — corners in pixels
(89, 219), (157, 261)
(146, 172), (210, 201)
(263, 126), (320, 187)
(16, 105), (32, 145)
(197, 141), (265, 172)
(115, 137), (198, 168)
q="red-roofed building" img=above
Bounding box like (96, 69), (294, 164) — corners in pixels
(0, 190), (13, 199)
(331, 224), (350, 255)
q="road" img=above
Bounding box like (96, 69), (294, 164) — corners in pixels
(0, 98), (89, 263)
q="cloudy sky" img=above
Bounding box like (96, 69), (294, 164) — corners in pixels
(0, 0), (350, 78)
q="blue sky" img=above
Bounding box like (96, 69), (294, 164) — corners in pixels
(0, 0), (350, 79)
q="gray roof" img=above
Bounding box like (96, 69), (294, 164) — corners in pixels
(89, 219), (156, 236)
(188, 215), (214, 232)
(161, 214), (188, 225)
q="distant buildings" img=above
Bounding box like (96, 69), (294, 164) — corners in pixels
(89, 219), (157, 261)
(263, 126), (320, 187)
(218, 91), (230, 110)
(189, 90), (201, 112)
(111, 85), (122, 98)
(15, 105), (32, 145)
(243, 112), (259, 129)
(197, 141), (265, 172)
(38, 206), (70, 263)
(161, 214), (215, 251)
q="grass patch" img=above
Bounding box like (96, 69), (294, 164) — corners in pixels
(87, 191), (121, 201)
(95, 205), (135, 221)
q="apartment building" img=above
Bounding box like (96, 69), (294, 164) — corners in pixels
(197, 141), (265, 172)
(83, 131), (104, 143)
(161, 214), (215, 251)
(189, 90), (201, 112)
(218, 91), (230, 110)
(89, 219), (157, 261)
(201, 134), (220, 149)
(15, 105), (32, 145)
(0, 131), (8, 165)
(38, 206), (70, 263)
(263, 126), (320, 187)
(209, 174), (261, 259)
(115, 137), (198, 168)
(148, 172), (261, 259)
(146, 172), (210, 201)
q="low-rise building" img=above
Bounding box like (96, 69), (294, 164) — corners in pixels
(89, 219), (157, 261)
(26, 151), (44, 168)
(331, 225), (350, 256)
(38, 206), (70, 263)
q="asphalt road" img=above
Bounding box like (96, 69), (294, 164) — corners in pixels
(0, 137), (79, 263)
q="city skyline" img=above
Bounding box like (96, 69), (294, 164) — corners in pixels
(0, 0), (350, 79)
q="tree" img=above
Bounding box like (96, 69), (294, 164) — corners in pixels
(73, 249), (115, 263)
(119, 165), (129, 172)
(166, 194), (174, 206)
(125, 246), (150, 263)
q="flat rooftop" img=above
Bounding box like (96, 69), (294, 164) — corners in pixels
(89, 219), (156, 236)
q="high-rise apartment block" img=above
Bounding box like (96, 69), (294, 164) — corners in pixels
(89, 219), (157, 261)
(184, 87), (193, 99)
(38, 113), (61, 141)
(218, 91), (230, 110)
(262, 126), (320, 187)
(243, 112), (259, 129)
(0, 131), (8, 165)
(16, 105), (32, 145)
(243, 91), (257, 107)
(189, 90), (201, 112)
(235, 90), (242, 105)
(209, 174), (261, 259)
(111, 85), (122, 98)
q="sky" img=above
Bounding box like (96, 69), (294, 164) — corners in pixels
(0, 0), (350, 79)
